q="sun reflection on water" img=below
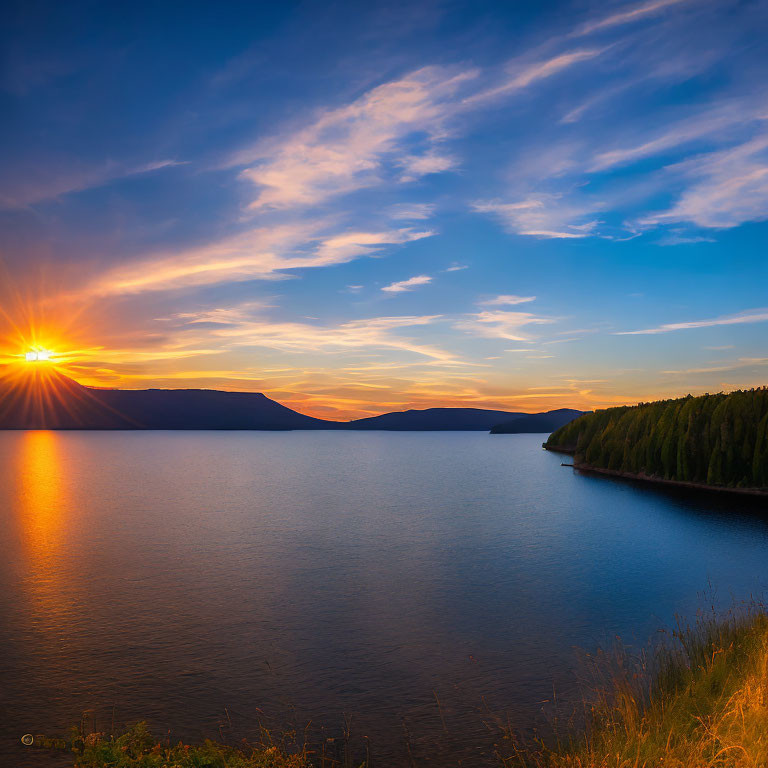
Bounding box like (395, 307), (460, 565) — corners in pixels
(19, 431), (64, 546)
(15, 431), (71, 631)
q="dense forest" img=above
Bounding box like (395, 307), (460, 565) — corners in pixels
(545, 388), (768, 490)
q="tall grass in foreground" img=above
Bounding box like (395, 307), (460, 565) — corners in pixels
(37, 606), (768, 767)
(506, 607), (768, 768)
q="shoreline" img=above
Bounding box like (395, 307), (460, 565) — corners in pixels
(544, 445), (768, 498)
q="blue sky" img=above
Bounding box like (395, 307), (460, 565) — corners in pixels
(1, 0), (767, 418)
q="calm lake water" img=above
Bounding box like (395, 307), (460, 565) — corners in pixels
(1, 430), (767, 766)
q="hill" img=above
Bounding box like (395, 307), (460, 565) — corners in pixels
(489, 408), (585, 434)
(0, 367), (331, 430)
(346, 407), (527, 431)
(545, 388), (768, 491)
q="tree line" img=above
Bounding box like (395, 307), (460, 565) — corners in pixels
(545, 388), (768, 489)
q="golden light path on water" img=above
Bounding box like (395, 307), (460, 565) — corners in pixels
(15, 431), (72, 638)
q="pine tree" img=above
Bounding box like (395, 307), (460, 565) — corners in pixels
(546, 388), (768, 490)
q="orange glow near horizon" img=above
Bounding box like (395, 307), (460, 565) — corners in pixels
(0, 282), (674, 420)
(4, 333), (77, 370)
(2, 329), (99, 383)
(0, 273), (98, 379)
(0, 312), (662, 418)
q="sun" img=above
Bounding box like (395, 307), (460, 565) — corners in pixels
(25, 349), (54, 363)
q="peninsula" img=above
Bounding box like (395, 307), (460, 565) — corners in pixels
(545, 388), (768, 495)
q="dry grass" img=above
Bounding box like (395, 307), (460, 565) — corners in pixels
(504, 608), (768, 768)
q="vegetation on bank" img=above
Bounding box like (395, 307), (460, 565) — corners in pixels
(36, 607), (768, 768)
(509, 607), (768, 768)
(35, 722), (314, 767)
(545, 388), (768, 489)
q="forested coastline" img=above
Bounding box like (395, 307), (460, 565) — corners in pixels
(545, 388), (768, 491)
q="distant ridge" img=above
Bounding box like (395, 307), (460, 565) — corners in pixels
(489, 408), (586, 434)
(0, 367), (582, 431)
(346, 407), (528, 431)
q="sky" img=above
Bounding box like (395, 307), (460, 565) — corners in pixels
(1, 0), (767, 420)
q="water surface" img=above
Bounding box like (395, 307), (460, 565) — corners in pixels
(1, 431), (767, 765)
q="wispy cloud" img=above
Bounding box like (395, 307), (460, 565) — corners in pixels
(656, 231), (716, 246)
(466, 49), (606, 105)
(638, 134), (768, 229)
(589, 103), (766, 172)
(389, 203), (436, 220)
(85, 226), (433, 296)
(662, 357), (768, 375)
(616, 309), (768, 335)
(170, 306), (455, 361)
(574, 0), (692, 37)
(398, 151), (458, 182)
(228, 47), (610, 213)
(314, 228), (434, 263)
(474, 14), (768, 243)
(381, 275), (433, 293)
(473, 196), (601, 238)
(479, 294), (536, 306)
(455, 310), (554, 340)
(231, 66), (477, 210)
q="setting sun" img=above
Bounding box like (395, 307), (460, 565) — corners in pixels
(25, 350), (53, 363)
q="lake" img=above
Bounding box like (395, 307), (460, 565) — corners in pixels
(1, 430), (767, 766)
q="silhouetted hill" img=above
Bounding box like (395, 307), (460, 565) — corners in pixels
(0, 367), (331, 430)
(489, 408), (586, 434)
(0, 367), (126, 428)
(346, 407), (527, 430)
(93, 387), (333, 429)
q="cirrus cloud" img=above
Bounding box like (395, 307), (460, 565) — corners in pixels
(381, 274), (433, 293)
(479, 294), (537, 306)
(231, 66), (478, 210)
(616, 308), (768, 335)
(84, 226), (434, 297)
(473, 196), (601, 239)
(455, 310), (555, 341)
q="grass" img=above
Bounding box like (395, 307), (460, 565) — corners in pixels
(504, 606), (768, 768)
(35, 606), (768, 767)
(35, 722), (318, 768)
